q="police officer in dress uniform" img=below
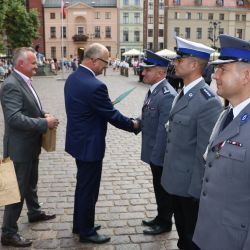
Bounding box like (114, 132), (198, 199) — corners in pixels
(193, 35), (250, 250)
(137, 50), (177, 235)
(161, 37), (223, 250)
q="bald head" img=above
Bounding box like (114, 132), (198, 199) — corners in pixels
(84, 43), (108, 61)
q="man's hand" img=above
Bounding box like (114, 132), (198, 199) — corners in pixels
(45, 113), (59, 129)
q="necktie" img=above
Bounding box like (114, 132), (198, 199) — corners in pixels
(222, 108), (234, 130)
(27, 80), (42, 110)
(147, 89), (151, 99)
(177, 89), (184, 101)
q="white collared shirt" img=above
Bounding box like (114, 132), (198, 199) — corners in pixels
(232, 98), (250, 119)
(149, 78), (165, 94)
(79, 64), (95, 77)
(183, 76), (203, 95)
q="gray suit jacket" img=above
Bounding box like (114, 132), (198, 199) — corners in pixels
(0, 71), (47, 162)
(140, 80), (177, 166)
(161, 79), (223, 198)
(193, 104), (250, 250)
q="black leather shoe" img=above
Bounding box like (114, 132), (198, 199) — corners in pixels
(142, 218), (157, 227)
(73, 224), (101, 234)
(80, 233), (110, 244)
(143, 224), (172, 235)
(28, 211), (56, 223)
(1, 234), (32, 247)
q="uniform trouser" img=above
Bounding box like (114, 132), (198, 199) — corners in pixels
(172, 195), (200, 250)
(150, 163), (173, 227)
(73, 159), (102, 237)
(2, 159), (41, 236)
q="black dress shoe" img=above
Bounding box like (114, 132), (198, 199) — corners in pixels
(80, 233), (110, 244)
(72, 224), (101, 234)
(28, 211), (56, 223)
(143, 224), (172, 235)
(1, 234), (32, 247)
(142, 218), (157, 227)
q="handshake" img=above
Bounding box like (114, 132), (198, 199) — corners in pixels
(131, 118), (141, 134)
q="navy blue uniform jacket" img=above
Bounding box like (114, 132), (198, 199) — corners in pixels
(64, 66), (134, 162)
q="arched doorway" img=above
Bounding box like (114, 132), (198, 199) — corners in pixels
(78, 48), (84, 62)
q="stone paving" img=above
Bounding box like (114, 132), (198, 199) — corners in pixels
(0, 68), (178, 250)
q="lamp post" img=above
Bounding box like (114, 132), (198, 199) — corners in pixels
(208, 21), (221, 50)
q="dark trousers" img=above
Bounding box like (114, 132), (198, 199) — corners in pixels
(2, 159), (41, 236)
(172, 195), (200, 250)
(150, 163), (173, 227)
(73, 160), (103, 237)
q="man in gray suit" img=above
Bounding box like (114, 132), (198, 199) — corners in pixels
(193, 35), (250, 250)
(0, 47), (59, 247)
(138, 50), (176, 235)
(161, 37), (223, 250)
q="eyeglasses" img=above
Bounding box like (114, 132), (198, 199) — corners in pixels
(92, 58), (109, 65)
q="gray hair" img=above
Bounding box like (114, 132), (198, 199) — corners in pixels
(84, 43), (106, 59)
(13, 47), (36, 67)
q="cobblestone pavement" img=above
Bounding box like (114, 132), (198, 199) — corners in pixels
(0, 68), (178, 250)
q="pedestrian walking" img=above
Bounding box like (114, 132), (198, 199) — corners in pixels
(0, 47), (59, 248)
(161, 37), (223, 250)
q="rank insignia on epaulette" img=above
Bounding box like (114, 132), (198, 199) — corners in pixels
(162, 86), (170, 95)
(200, 87), (214, 99)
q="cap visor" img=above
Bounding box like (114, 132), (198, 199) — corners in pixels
(210, 59), (237, 65)
(141, 62), (156, 68)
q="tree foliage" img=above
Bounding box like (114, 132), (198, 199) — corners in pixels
(0, 0), (39, 51)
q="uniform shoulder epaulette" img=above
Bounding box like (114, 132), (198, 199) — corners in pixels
(200, 87), (214, 99)
(162, 86), (170, 95)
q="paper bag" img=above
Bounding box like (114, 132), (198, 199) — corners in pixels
(42, 128), (56, 152)
(0, 158), (21, 206)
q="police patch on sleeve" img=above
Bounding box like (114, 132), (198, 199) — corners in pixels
(162, 86), (170, 95)
(200, 87), (214, 99)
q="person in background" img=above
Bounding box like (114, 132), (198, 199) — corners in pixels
(161, 37), (223, 250)
(0, 47), (59, 248)
(137, 50), (176, 235)
(193, 34), (250, 250)
(64, 43), (139, 244)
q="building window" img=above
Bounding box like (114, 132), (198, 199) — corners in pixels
(123, 0), (129, 5)
(105, 12), (111, 19)
(135, 0), (140, 5)
(134, 30), (140, 42)
(148, 15), (153, 24)
(185, 27), (191, 39)
(50, 13), (55, 19)
(174, 27), (180, 36)
(219, 13), (224, 20)
(159, 42), (164, 50)
(134, 13), (140, 24)
(95, 26), (100, 38)
(61, 26), (66, 38)
(123, 30), (129, 41)
(51, 47), (56, 58)
(174, 0), (181, 5)
(105, 26), (111, 38)
(159, 2), (164, 9)
(236, 29), (243, 39)
(196, 28), (202, 39)
(159, 29), (164, 37)
(148, 29), (153, 37)
(159, 15), (164, 24)
(77, 27), (84, 35)
(61, 46), (66, 58)
(236, 14), (240, 21)
(186, 12), (191, 20)
(208, 13), (213, 20)
(50, 27), (56, 38)
(149, 2), (153, 9)
(123, 13), (129, 24)
(197, 12), (202, 20)
(147, 42), (153, 50)
(95, 12), (100, 19)
(208, 27), (213, 39)
(175, 12), (180, 19)
(242, 15), (246, 21)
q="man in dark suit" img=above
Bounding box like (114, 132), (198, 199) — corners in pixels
(137, 50), (176, 235)
(161, 37), (223, 250)
(193, 35), (250, 250)
(0, 47), (59, 247)
(64, 43), (138, 244)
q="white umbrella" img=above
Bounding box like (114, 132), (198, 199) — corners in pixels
(122, 49), (144, 56)
(156, 49), (177, 58)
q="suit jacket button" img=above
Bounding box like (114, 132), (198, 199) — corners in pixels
(205, 178), (209, 182)
(211, 147), (215, 152)
(202, 191), (206, 196)
(241, 224), (246, 229)
(167, 139), (170, 143)
(208, 162), (212, 168)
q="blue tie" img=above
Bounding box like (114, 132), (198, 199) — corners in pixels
(222, 108), (233, 130)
